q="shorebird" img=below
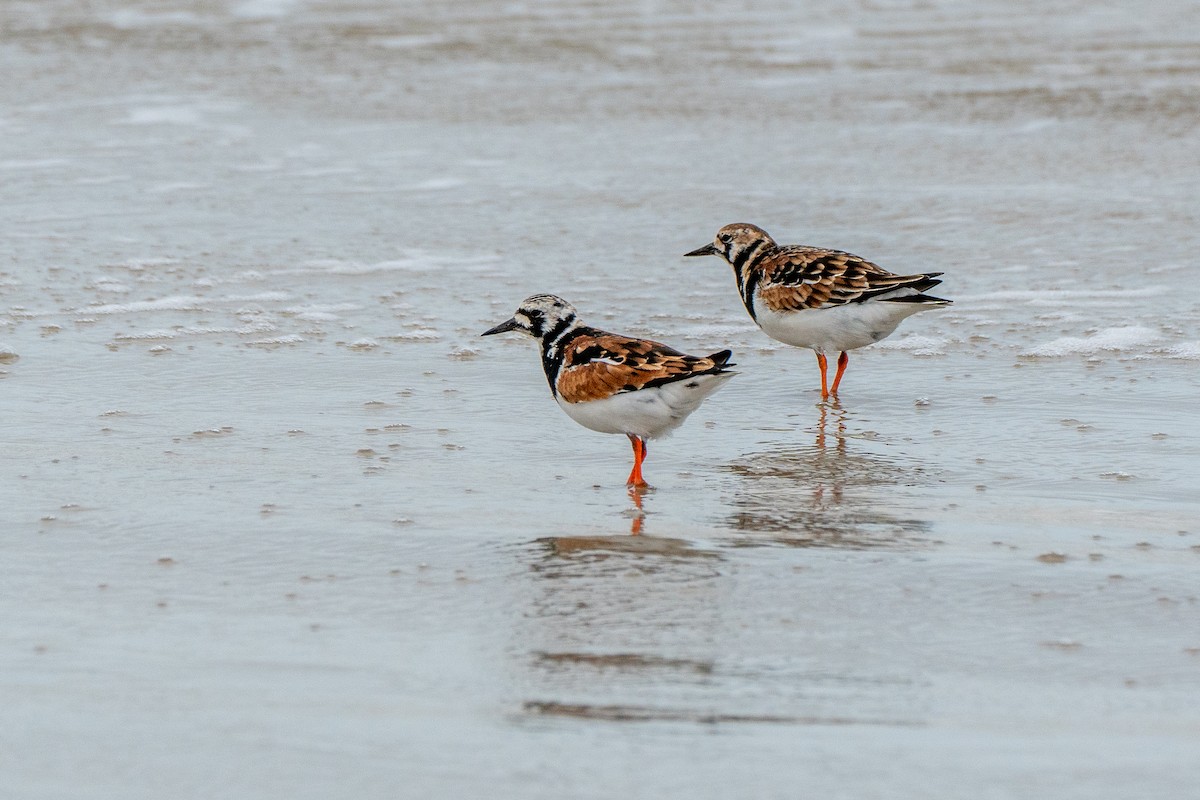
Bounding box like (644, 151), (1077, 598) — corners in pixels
(482, 294), (736, 487)
(686, 223), (950, 398)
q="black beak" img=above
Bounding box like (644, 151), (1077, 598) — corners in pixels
(684, 243), (719, 257)
(481, 317), (521, 337)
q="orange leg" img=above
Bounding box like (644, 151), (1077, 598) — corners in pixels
(816, 352), (829, 399)
(830, 351), (849, 395)
(625, 434), (649, 488)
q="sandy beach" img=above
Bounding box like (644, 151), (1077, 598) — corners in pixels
(2, 1), (1198, 797)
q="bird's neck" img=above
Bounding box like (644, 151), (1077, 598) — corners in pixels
(538, 318), (581, 397)
(732, 239), (774, 320)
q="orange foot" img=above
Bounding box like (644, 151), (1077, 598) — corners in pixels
(625, 434), (650, 488)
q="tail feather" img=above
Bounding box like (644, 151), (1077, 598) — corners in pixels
(881, 293), (952, 305)
(707, 349), (735, 368)
(859, 273), (943, 302)
(906, 274), (943, 294)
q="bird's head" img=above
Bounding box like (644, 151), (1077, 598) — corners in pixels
(684, 222), (775, 266)
(481, 294), (579, 340)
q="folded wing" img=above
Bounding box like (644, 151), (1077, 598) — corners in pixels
(557, 332), (734, 404)
(756, 246), (944, 312)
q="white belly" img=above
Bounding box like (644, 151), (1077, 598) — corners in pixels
(555, 371), (736, 440)
(754, 296), (933, 354)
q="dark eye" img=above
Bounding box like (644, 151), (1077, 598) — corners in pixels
(718, 233), (733, 244)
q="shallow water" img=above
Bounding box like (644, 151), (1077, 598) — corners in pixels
(2, 1), (1199, 797)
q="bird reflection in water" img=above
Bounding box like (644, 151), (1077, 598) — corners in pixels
(725, 400), (933, 548)
(811, 401), (848, 506)
(627, 485), (648, 535)
(518, 529), (725, 724)
(530, 530), (720, 565)
(515, 525), (919, 728)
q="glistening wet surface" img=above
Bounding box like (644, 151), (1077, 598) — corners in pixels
(2, 1), (1199, 797)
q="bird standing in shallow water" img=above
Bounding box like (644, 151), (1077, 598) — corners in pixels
(481, 294), (736, 488)
(685, 223), (951, 399)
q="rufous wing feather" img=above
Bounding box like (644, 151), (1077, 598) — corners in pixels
(757, 246), (943, 311)
(556, 333), (730, 403)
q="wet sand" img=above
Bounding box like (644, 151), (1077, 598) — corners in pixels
(2, 1), (1198, 797)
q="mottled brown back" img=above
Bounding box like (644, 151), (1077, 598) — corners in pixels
(556, 332), (732, 404)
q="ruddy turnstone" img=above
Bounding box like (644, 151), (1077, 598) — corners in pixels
(481, 294), (736, 488)
(685, 223), (950, 398)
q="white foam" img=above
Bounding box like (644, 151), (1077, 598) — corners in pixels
(113, 323), (278, 341)
(1157, 341), (1200, 360)
(327, 259), (438, 275)
(232, 0), (301, 19)
(230, 159), (283, 173)
(114, 329), (180, 341)
(956, 286), (1166, 306)
(109, 9), (199, 28)
(76, 296), (208, 315)
(224, 291), (293, 302)
(1146, 263), (1187, 274)
(117, 257), (181, 272)
(87, 277), (132, 294)
(1022, 326), (1162, 357)
(284, 303), (362, 316)
(875, 334), (951, 356)
(384, 329), (441, 341)
(290, 167), (358, 178)
(125, 106), (203, 126)
(0, 159), (70, 171)
(246, 334), (305, 346)
(275, 252), (497, 279)
(665, 323), (757, 340)
(75, 176), (132, 186)
(373, 35), (450, 49)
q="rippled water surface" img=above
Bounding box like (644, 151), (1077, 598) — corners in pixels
(3, 1), (1199, 797)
